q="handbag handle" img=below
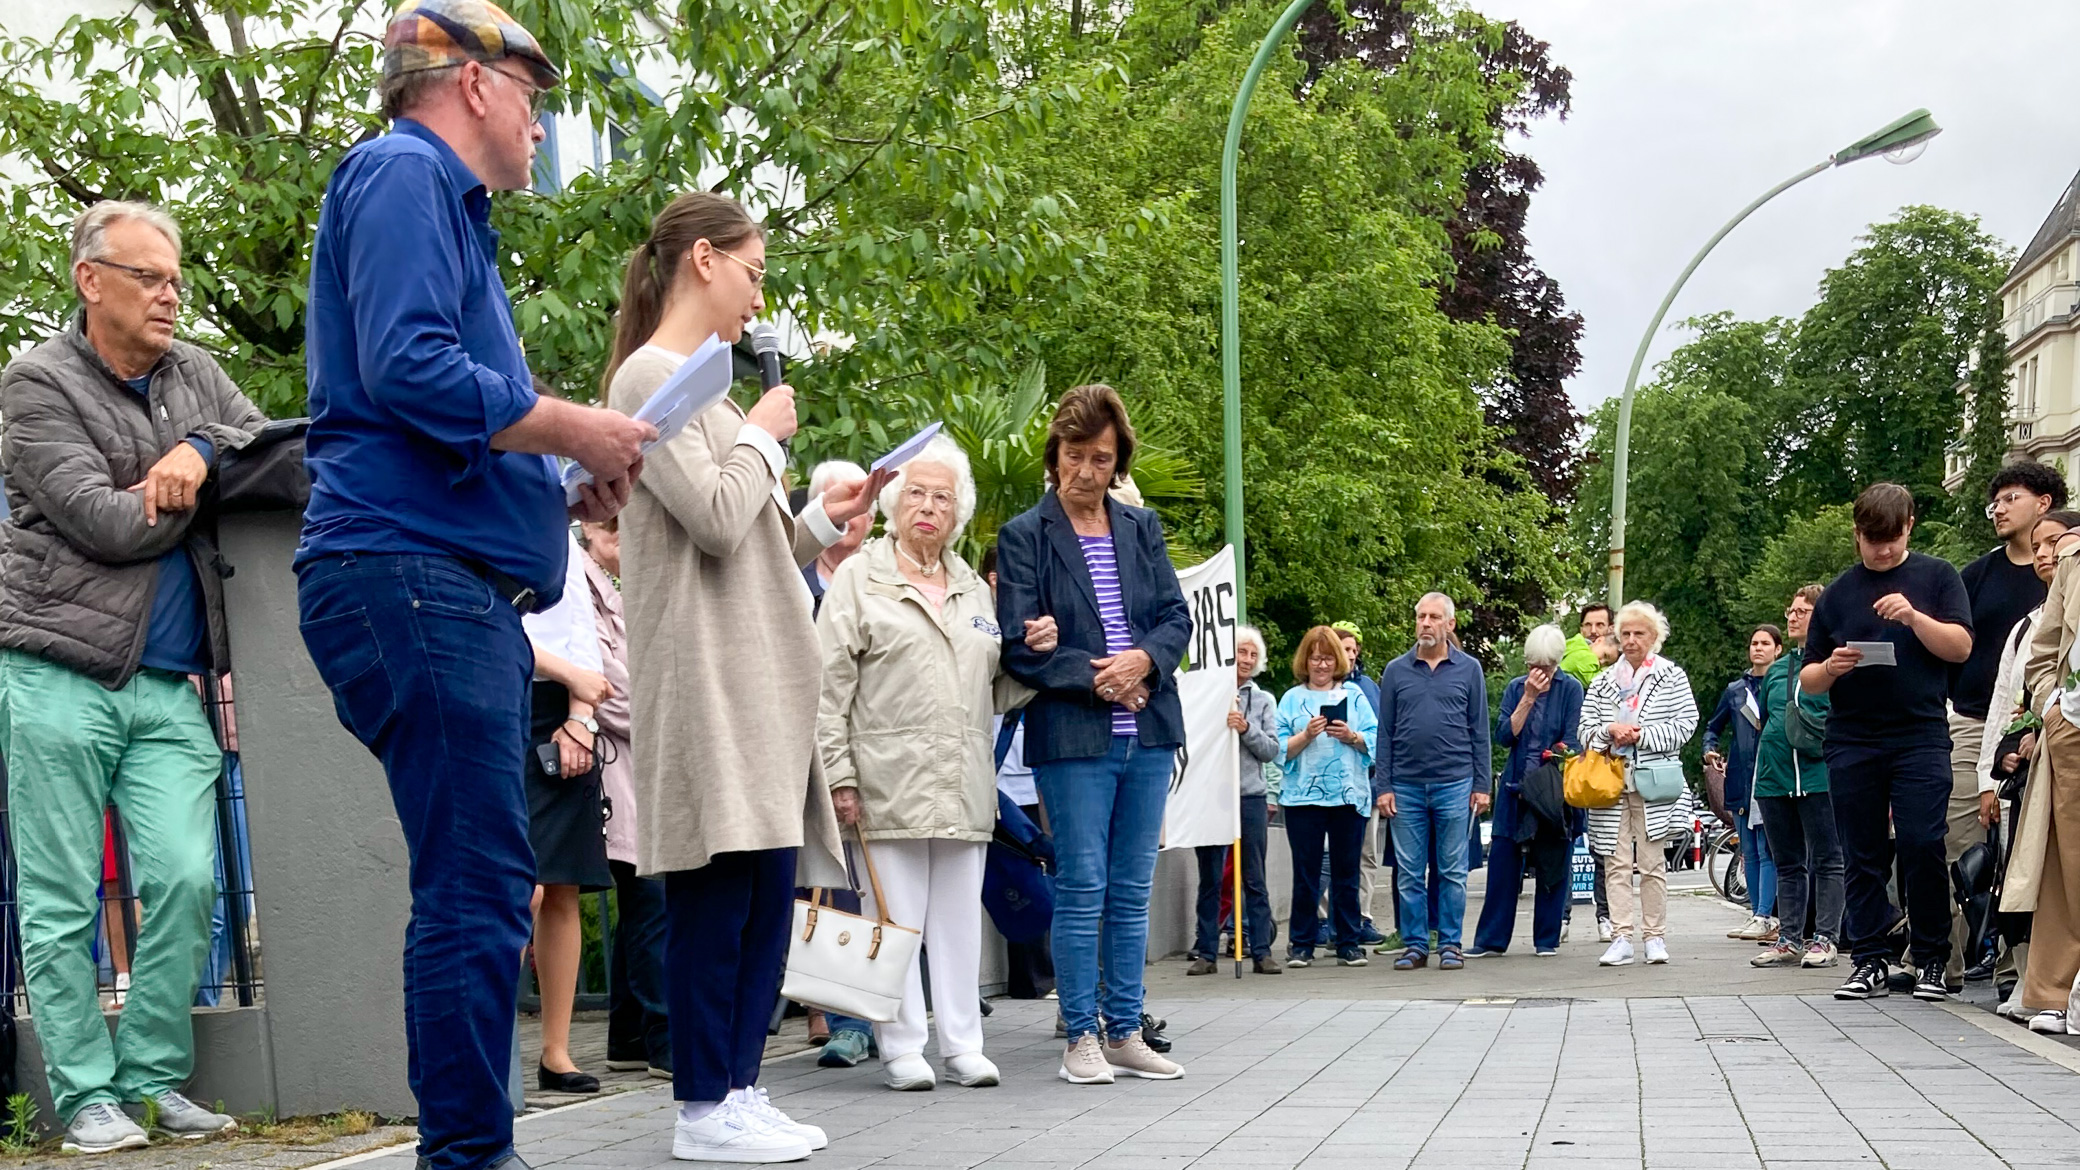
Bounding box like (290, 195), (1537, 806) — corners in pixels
(847, 821), (897, 928)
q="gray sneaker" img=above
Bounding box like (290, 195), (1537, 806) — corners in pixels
(147, 1091), (237, 1139)
(63, 1102), (149, 1154)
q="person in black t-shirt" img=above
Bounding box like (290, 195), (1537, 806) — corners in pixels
(1946, 461), (2065, 985)
(1801, 484), (1973, 1003)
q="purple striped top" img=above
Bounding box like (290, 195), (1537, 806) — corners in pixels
(1079, 534), (1138, 737)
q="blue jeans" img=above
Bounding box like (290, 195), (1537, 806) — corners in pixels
(1033, 736), (1174, 1042)
(1283, 804), (1366, 953)
(1737, 813), (1777, 918)
(1391, 777), (1473, 952)
(299, 554), (535, 1170)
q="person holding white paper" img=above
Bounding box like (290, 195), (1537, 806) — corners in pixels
(1800, 483), (1973, 1005)
(602, 190), (888, 1164)
(814, 435), (1056, 1091)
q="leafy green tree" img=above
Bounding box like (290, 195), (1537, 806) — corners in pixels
(1948, 324), (2014, 548)
(1739, 504), (1854, 619)
(0, 0), (1110, 421)
(1781, 205), (2012, 519)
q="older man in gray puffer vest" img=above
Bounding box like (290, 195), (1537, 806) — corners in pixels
(0, 201), (265, 1155)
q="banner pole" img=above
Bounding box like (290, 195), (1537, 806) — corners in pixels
(1232, 837), (1244, 976)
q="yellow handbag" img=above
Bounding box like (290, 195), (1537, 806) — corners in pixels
(1563, 749), (1625, 809)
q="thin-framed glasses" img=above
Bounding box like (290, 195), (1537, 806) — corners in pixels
(713, 246), (767, 285)
(901, 486), (954, 511)
(1987, 489), (2037, 519)
(486, 63), (547, 119)
(88, 258), (185, 299)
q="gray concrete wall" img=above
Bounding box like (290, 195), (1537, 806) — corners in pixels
(14, 1008), (274, 1134)
(218, 512), (416, 1119)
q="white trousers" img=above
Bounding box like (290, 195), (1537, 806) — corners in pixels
(857, 837), (987, 1060)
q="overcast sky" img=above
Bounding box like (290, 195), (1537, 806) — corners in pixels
(1462, 0), (2080, 412)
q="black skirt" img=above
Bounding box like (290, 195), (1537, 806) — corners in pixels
(525, 681), (613, 892)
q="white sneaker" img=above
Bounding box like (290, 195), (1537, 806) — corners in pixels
(1559, 920), (1570, 943)
(727, 1088), (826, 1151)
(1644, 938), (1669, 964)
(1596, 917), (1614, 943)
(1598, 938), (1634, 967)
(2029, 1010), (2075, 1036)
(1728, 915), (1765, 940)
(945, 1052), (1000, 1087)
(673, 1101), (811, 1163)
(884, 1052), (936, 1091)
(1998, 994), (2030, 1021)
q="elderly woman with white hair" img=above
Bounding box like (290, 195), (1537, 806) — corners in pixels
(1469, 624), (1586, 957)
(1580, 600), (1699, 966)
(1186, 625), (1283, 976)
(815, 435), (1056, 1091)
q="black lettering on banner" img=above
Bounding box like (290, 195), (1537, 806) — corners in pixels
(1187, 580), (1237, 673)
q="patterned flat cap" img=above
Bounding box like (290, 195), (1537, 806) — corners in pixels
(384, 0), (561, 90)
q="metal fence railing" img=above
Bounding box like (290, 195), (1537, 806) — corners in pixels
(0, 671), (263, 1018)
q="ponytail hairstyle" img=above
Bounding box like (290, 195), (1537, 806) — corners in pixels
(602, 191), (763, 393)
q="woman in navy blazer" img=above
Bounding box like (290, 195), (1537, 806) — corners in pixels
(996, 385), (1191, 1085)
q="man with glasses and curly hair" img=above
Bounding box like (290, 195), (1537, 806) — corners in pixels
(1946, 461), (2068, 988)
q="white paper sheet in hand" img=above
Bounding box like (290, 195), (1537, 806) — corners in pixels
(564, 333), (735, 504)
(1847, 640), (1897, 667)
(871, 421), (943, 474)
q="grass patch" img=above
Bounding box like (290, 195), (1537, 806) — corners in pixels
(241, 1111), (380, 1146)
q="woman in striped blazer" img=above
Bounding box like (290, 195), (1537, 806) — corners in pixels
(1580, 600), (1700, 967)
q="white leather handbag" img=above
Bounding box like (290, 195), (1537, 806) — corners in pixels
(780, 825), (920, 1023)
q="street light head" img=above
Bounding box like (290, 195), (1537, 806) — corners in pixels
(1833, 108), (1941, 167)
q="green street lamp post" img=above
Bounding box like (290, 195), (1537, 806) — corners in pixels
(1221, 0), (1317, 621)
(1604, 108), (1942, 608)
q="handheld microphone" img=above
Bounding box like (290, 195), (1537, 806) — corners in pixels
(751, 322), (784, 391)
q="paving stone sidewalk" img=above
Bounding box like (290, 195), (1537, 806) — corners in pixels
(329, 995), (2080, 1170)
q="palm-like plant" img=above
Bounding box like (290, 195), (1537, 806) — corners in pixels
(937, 362), (1204, 564)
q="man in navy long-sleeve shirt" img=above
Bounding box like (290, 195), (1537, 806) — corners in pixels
(1372, 593), (1490, 969)
(295, 7), (652, 1170)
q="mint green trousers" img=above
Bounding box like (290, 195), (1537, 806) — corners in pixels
(0, 650), (220, 1122)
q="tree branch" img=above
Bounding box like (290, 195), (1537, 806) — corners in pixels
(300, 1), (367, 137)
(220, 10), (268, 134)
(741, 0), (839, 95)
(36, 153), (109, 205)
(769, 111), (908, 233)
(143, 0), (253, 140)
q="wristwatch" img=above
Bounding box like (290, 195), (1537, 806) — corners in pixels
(566, 715), (600, 734)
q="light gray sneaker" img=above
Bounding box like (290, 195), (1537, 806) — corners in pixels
(63, 1102), (149, 1154)
(1058, 1034), (1115, 1084)
(147, 1091), (237, 1139)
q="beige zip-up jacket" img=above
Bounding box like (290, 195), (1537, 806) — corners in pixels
(816, 536), (1032, 841)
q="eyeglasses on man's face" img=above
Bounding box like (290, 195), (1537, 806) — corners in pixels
(89, 258), (185, 299)
(1987, 489), (2040, 520)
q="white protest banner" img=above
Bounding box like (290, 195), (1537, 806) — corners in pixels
(1161, 545), (1241, 850)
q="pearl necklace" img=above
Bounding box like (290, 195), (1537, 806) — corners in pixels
(897, 541), (940, 578)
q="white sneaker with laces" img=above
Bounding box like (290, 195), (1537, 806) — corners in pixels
(1598, 938), (1634, 967)
(673, 1100), (810, 1163)
(1728, 915), (1766, 940)
(1596, 917), (1614, 943)
(728, 1088), (826, 1151)
(1644, 938), (1669, 964)
(2029, 1010), (2074, 1036)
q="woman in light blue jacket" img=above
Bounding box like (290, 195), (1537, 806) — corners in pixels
(1276, 625), (1379, 968)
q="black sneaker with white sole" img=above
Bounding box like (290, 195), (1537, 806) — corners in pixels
(1912, 961), (1951, 1001)
(1834, 959), (1890, 1000)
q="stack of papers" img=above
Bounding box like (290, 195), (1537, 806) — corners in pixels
(563, 333), (735, 504)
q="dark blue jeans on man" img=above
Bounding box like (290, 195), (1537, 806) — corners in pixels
(1827, 741), (1952, 969)
(1193, 794), (1273, 959)
(1032, 736), (1173, 1042)
(1391, 776), (1474, 954)
(1283, 804), (1366, 954)
(608, 861), (671, 1070)
(298, 553), (536, 1170)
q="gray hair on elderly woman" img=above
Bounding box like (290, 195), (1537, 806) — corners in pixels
(875, 434), (978, 540)
(1522, 623), (1566, 668)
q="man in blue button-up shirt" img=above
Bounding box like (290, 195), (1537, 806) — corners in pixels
(1372, 593), (1490, 970)
(295, 7), (652, 1170)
